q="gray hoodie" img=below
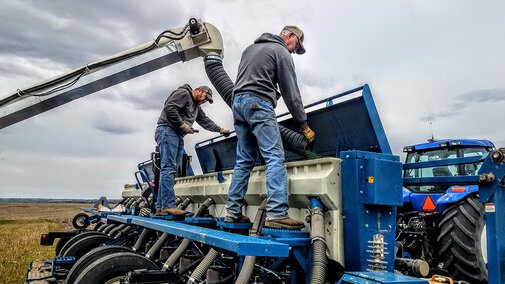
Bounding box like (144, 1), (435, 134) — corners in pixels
(157, 84), (221, 136)
(233, 33), (307, 129)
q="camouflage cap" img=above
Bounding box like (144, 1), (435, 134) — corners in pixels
(197, 86), (213, 104)
(283, 25), (305, 54)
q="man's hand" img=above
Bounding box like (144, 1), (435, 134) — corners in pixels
(180, 123), (197, 134)
(219, 128), (231, 137)
(301, 125), (315, 142)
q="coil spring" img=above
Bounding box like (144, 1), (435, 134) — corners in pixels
(366, 234), (388, 272)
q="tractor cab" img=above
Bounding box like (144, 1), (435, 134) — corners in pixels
(403, 139), (494, 193)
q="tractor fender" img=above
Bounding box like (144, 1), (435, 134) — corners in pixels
(402, 187), (412, 203)
(436, 185), (479, 205)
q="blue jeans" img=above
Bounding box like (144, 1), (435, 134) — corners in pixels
(155, 125), (184, 209)
(226, 94), (289, 219)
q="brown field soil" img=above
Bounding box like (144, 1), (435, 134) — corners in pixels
(0, 202), (93, 283)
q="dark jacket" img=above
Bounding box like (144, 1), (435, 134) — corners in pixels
(233, 33), (307, 129)
(157, 84), (221, 136)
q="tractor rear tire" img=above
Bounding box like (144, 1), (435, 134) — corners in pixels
(66, 245), (134, 284)
(72, 213), (90, 229)
(62, 234), (113, 261)
(437, 195), (487, 283)
(73, 252), (159, 284)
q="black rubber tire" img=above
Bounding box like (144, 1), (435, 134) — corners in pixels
(437, 195), (487, 283)
(66, 245), (134, 284)
(74, 252), (159, 284)
(58, 231), (106, 256)
(72, 213), (90, 229)
(55, 237), (71, 256)
(62, 235), (113, 261)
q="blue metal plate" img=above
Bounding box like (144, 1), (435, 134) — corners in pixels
(107, 215), (133, 225)
(339, 271), (429, 283)
(261, 228), (309, 238)
(215, 217), (252, 229)
(185, 217), (216, 224)
(129, 216), (288, 257)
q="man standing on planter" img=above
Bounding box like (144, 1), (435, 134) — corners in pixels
(155, 84), (230, 216)
(225, 26), (315, 229)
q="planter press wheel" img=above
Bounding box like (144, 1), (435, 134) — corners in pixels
(58, 231), (106, 256)
(55, 237), (71, 256)
(61, 234), (113, 261)
(66, 245), (135, 284)
(74, 252), (159, 284)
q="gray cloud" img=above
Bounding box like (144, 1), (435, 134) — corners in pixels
(0, 1), (188, 69)
(455, 88), (505, 104)
(1, 0), (504, 198)
(420, 88), (505, 121)
(93, 121), (137, 135)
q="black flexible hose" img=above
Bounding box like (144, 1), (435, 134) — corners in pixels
(178, 198), (193, 210)
(114, 226), (134, 238)
(203, 56), (309, 156)
(163, 198), (215, 271)
(146, 232), (169, 259)
(107, 224), (126, 237)
(175, 197), (183, 206)
(102, 224), (117, 234)
(187, 248), (220, 284)
(93, 221), (103, 231)
(208, 273), (234, 284)
(132, 228), (150, 252)
(162, 238), (191, 271)
(235, 199), (267, 284)
(125, 198), (134, 208)
(96, 223), (109, 232)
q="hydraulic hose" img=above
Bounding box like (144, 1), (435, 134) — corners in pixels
(163, 198), (215, 271)
(146, 232), (169, 259)
(235, 199), (267, 284)
(132, 228), (150, 252)
(187, 248), (220, 284)
(309, 199), (326, 284)
(203, 56), (309, 156)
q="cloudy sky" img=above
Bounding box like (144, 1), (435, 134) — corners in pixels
(0, 0), (503, 199)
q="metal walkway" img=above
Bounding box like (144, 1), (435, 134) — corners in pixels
(107, 215), (289, 257)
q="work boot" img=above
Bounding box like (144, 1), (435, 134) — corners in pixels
(162, 207), (189, 216)
(155, 208), (167, 216)
(224, 215), (251, 223)
(265, 217), (305, 230)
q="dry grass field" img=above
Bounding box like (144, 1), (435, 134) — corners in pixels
(0, 202), (93, 283)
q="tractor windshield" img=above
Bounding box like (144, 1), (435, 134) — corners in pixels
(404, 146), (490, 193)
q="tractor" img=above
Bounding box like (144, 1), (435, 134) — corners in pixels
(398, 139), (494, 283)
